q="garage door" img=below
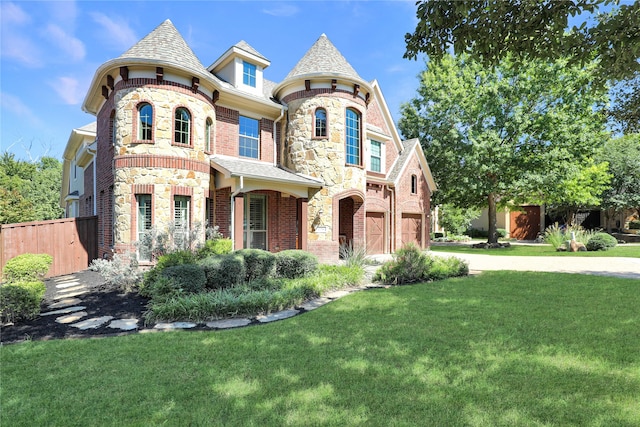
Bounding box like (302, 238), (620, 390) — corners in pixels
(510, 206), (541, 240)
(401, 213), (422, 247)
(366, 212), (385, 254)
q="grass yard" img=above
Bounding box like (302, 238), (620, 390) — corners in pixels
(2, 271), (640, 426)
(430, 243), (640, 258)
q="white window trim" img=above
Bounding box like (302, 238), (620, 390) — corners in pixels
(368, 139), (385, 173)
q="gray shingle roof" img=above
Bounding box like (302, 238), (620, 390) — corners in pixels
(211, 156), (323, 187)
(118, 19), (210, 78)
(388, 138), (420, 183)
(284, 34), (362, 81)
(234, 40), (269, 62)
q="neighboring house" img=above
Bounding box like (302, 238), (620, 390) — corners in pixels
(62, 19), (436, 263)
(470, 205), (545, 240)
(60, 122), (97, 218)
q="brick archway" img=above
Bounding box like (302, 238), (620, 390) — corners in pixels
(332, 189), (365, 252)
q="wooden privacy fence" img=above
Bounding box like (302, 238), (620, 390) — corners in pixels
(0, 216), (98, 279)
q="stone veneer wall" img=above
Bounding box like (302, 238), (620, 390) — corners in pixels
(110, 85), (215, 251)
(283, 94), (367, 251)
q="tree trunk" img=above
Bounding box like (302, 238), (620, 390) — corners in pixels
(487, 193), (498, 244)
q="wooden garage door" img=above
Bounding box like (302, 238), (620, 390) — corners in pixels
(366, 212), (385, 254)
(510, 206), (541, 240)
(401, 213), (422, 247)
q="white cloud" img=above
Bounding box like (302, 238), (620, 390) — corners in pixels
(90, 12), (138, 51)
(0, 92), (43, 126)
(50, 77), (85, 105)
(263, 3), (299, 17)
(0, 2), (41, 67)
(44, 24), (86, 62)
(0, 2), (30, 25)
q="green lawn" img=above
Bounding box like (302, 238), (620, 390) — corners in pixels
(430, 243), (640, 257)
(2, 271), (640, 426)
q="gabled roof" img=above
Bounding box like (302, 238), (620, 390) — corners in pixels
(208, 40), (270, 71)
(118, 19), (210, 78)
(284, 34), (362, 81)
(388, 139), (437, 191)
(234, 40), (269, 62)
(211, 156), (323, 187)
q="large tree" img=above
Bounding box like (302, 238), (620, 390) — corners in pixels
(404, 0), (640, 131)
(399, 55), (609, 243)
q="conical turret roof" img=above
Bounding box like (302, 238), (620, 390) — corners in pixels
(284, 34), (362, 80)
(118, 19), (210, 77)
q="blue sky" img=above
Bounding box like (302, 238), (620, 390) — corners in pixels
(0, 0), (425, 161)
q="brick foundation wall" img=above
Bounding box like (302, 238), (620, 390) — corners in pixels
(307, 240), (340, 264)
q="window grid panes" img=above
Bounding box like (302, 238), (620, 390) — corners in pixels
(205, 118), (212, 152)
(138, 103), (153, 141)
(315, 109), (327, 137)
(370, 140), (382, 172)
(243, 61), (257, 87)
(174, 196), (191, 248)
(345, 109), (360, 165)
(174, 108), (190, 145)
(137, 194), (152, 261)
(239, 116), (259, 159)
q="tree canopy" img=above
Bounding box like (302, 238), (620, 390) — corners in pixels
(398, 55), (609, 242)
(597, 134), (640, 217)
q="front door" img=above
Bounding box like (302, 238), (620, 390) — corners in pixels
(244, 194), (267, 249)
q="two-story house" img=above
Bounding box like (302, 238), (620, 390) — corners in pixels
(61, 19), (436, 263)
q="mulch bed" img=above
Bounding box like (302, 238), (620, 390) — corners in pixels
(1, 270), (150, 345)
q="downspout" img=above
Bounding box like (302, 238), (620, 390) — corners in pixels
(273, 106), (285, 166)
(230, 175), (245, 248)
(89, 145), (97, 215)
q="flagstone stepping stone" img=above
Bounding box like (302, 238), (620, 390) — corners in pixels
(55, 281), (82, 289)
(54, 284), (86, 293)
(71, 316), (114, 330)
(299, 297), (332, 311)
(365, 284), (388, 289)
(48, 298), (83, 309)
(54, 275), (76, 282)
(256, 309), (299, 323)
(154, 322), (197, 330)
(41, 306), (86, 316)
(323, 290), (352, 299)
(108, 319), (139, 331)
(56, 312), (88, 324)
(206, 318), (251, 329)
(54, 290), (88, 299)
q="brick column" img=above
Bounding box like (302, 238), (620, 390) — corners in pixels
(298, 198), (308, 251)
(233, 194), (244, 250)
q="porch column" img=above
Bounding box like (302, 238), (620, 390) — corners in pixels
(233, 194), (244, 250)
(298, 198), (308, 251)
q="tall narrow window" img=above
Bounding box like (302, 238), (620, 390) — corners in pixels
(315, 108), (327, 138)
(138, 103), (153, 141)
(370, 140), (382, 173)
(174, 196), (191, 247)
(110, 110), (117, 146)
(411, 175), (418, 194)
(244, 194), (267, 250)
(239, 116), (259, 159)
(136, 194), (152, 261)
(345, 108), (361, 165)
(243, 61), (257, 87)
(205, 118), (213, 152)
(174, 108), (191, 145)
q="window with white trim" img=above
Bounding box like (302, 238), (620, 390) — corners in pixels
(174, 195), (191, 248)
(243, 61), (257, 87)
(239, 116), (259, 159)
(205, 118), (212, 152)
(370, 140), (382, 173)
(138, 103), (153, 141)
(315, 108), (327, 138)
(345, 108), (361, 165)
(174, 108), (191, 145)
(136, 194), (152, 261)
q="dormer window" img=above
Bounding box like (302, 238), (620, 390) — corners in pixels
(314, 108), (327, 138)
(243, 61), (257, 87)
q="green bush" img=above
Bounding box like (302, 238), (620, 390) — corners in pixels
(586, 233), (618, 251)
(236, 249), (276, 282)
(3, 253), (53, 283)
(629, 220), (640, 230)
(197, 254), (246, 290)
(141, 250), (196, 296)
(0, 281), (46, 323)
(373, 243), (468, 285)
(467, 228), (488, 238)
(196, 238), (233, 259)
(161, 264), (206, 294)
(497, 228), (508, 239)
(275, 250), (318, 279)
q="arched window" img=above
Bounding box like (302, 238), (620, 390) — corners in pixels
(110, 110), (116, 146)
(174, 107), (191, 145)
(411, 175), (418, 194)
(138, 103), (153, 141)
(314, 108), (327, 138)
(205, 118), (213, 152)
(345, 108), (361, 165)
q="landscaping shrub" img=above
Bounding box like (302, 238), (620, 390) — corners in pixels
(497, 228), (508, 239)
(236, 249), (276, 282)
(0, 281), (46, 323)
(467, 228), (488, 238)
(586, 233), (618, 251)
(373, 243), (468, 285)
(90, 253), (144, 292)
(275, 250), (318, 279)
(629, 220), (640, 230)
(196, 238), (233, 259)
(339, 242), (368, 268)
(161, 264), (206, 294)
(197, 253), (245, 290)
(544, 223), (595, 250)
(141, 250), (197, 296)
(2, 253), (53, 283)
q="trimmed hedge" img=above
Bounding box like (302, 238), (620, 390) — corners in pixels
(3, 253), (53, 283)
(196, 238), (233, 259)
(0, 281), (46, 323)
(198, 253), (246, 290)
(236, 249), (276, 282)
(275, 250), (318, 279)
(586, 233), (618, 251)
(161, 264), (207, 294)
